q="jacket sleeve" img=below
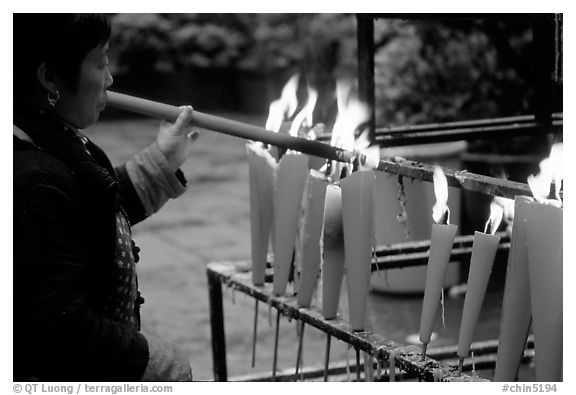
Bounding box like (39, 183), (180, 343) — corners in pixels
(14, 178), (149, 381)
(116, 142), (187, 226)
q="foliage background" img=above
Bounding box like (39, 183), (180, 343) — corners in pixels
(109, 13), (561, 127)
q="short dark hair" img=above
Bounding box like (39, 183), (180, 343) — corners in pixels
(13, 14), (111, 106)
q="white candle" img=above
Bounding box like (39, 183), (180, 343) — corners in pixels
(246, 143), (277, 286)
(419, 166), (458, 354)
(341, 169), (376, 331)
(457, 231), (500, 359)
(419, 222), (458, 346)
(526, 200), (563, 382)
(494, 196), (533, 381)
(321, 184), (345, 319)
(272, 153), (310, 296)
(296, 170), (329, 308)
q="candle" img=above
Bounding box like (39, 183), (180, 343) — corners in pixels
(341, 169), (376, 331)
(457, 201), (503, 364)
(272, 153), (310, 296)
(295, 170), (329, 308)
(525, 200), (562, 382)
(494, 195), (533, 382)
(524, 144), (563, 382)
(419, 167), (458, 357)
(246, 143), (277, 286)
(321, 184), (345, 320)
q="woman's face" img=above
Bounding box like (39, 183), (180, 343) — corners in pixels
(55, 42), (113, 129)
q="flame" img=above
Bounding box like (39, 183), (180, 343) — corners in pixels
(288, 85), (318, 137)
(527, 142), (563, 207)
(265, 74), (300, 133)
(484, 199), (504, 235)
(432, 166), (450, 224)
(355, 129), (381, 170)
(330, 80), (370, 152)
(494, 196), (514, 225)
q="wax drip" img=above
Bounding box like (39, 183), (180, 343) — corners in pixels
(376, 358), (382, 381)
(471, 351), (477, 378)
(396, 175), (411, 239)
(440, 287), (446, 327)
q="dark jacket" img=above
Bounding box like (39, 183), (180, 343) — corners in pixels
(13, 115), (156, 381)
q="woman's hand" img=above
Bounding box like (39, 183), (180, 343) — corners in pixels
(156, 106), (200, 171)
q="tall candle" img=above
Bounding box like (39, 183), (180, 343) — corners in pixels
(296, 170), (329, 307)
(419, 166), (458, 356)
(457, 231), (500, 360)
(246, 143), (277, 285)
(526, 200), (562, 382)
(272, 153), (310, 296)
(341, 169), (376, 331)
(494, 196), (533, 382)
(321, 184), (345, 319)
(419, 223), (458, 347)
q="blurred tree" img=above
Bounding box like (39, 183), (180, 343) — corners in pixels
(108, 13), (558, 127)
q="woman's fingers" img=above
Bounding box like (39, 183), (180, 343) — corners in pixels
(171, 106), (194, 136)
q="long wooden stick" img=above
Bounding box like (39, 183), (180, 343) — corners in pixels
(107, 91), (355, 164)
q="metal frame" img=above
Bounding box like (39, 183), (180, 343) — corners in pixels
(206, 13), (561, 382)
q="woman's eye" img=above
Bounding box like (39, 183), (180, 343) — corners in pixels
(99, 57), (110, 69)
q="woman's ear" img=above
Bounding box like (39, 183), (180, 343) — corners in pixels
(36, 62), (59, 95)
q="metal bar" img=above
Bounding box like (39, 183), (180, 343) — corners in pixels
(371, 242), (509, 271)
(207, 262), (485, 382)
(374, 232), (509, 257)
(315, 114), (562, 146)
(206, 268), (228, 381)
(227, 338), (535, 382)
(374, 122), (562, 146)
(532, 14), (557, 126)
(376, 157), (532, 200)
(357, 15), (376, 143)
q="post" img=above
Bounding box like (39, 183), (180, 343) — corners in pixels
(207, 269), (228, 381)
(356, 14), (376, 144)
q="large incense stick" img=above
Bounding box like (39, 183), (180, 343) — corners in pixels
(107, 91), (355, 164)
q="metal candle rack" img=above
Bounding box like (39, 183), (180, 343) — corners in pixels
(105, 14), (561, 381)
(205, 13), (562, 382)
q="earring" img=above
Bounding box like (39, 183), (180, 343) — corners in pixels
(47, 90), (60, 107)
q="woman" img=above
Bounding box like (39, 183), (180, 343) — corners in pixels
(14, 14), (196, 381)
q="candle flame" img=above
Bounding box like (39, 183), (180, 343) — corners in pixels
(331, 80), (370, 152)
(432, 166), (450, 224)
(527, 142), (563, 207)
(355, 129), (381, 170)
(265, 74), (300, 133)
(494, 196), (514, 225)
(484, 200), (504, 235)
(288, 85), (318, 137)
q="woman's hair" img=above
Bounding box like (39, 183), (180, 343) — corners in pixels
(13, 14), (111, 106)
